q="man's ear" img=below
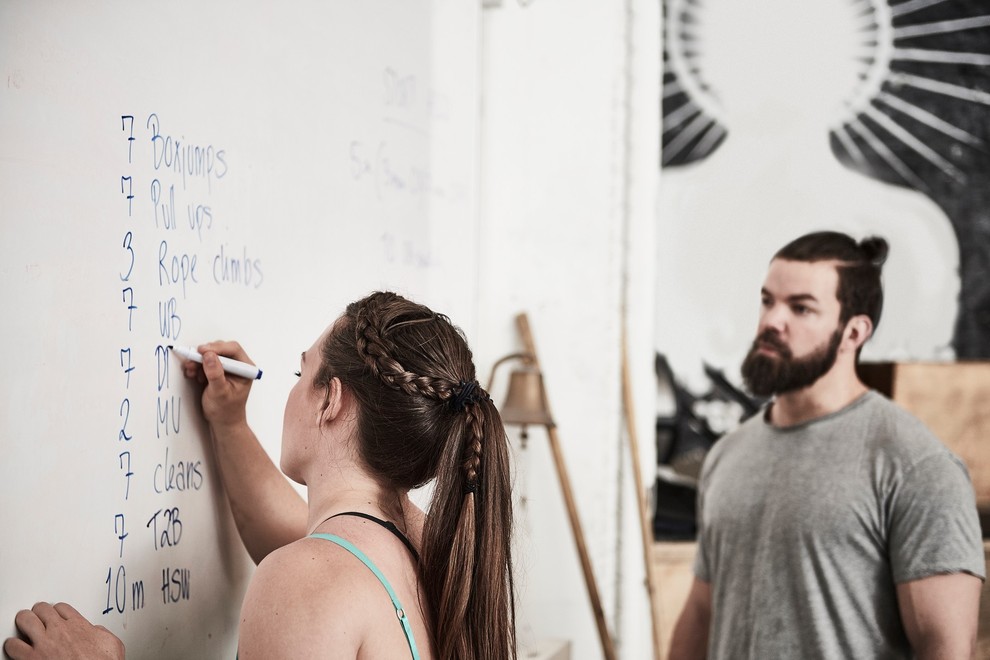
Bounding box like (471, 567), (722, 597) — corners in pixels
(845, 314), (874, 351)
(319, 377), (344, 426)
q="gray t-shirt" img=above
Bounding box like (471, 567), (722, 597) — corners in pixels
(695, 390), (985, 659)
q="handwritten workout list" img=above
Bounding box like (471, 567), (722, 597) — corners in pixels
(109, 113), (262, 617)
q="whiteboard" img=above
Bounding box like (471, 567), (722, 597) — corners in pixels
(0, 2), (479, 657)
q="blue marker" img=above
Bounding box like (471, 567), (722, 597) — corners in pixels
(169, 345), (263, 380)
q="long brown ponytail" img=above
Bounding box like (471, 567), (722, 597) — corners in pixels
(314, 291), (516, 660)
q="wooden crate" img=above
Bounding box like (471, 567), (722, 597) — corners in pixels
(651, 542), (698, 659)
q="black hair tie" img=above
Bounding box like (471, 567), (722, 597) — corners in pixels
(451, 379), (481, 411)
(464, 481), (478, 495)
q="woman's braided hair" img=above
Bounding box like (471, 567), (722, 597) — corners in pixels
(315, 291), (515, 660)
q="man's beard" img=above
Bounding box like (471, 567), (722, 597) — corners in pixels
(741, 325), (844, 397)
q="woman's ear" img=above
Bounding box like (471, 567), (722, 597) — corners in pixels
(845, 314), (874, 351)
(319, 377), (344, 426)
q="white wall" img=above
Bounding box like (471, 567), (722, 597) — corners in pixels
(426, 0), (484, 331)
(656, 0), (961, 390)
(476, 2), (660, 658)
(0, 1), (662, 656)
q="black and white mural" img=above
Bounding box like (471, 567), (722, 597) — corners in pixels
(657, 0), (990, 386)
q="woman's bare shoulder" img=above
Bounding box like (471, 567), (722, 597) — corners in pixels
(236, 536), (378, 659)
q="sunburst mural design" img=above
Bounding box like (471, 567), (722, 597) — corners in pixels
(662, 0), (990, 358)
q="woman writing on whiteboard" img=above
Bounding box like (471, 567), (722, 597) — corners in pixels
(5, 291), (516, 660)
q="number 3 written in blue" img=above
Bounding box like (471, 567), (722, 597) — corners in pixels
(120, 232), (134, 281)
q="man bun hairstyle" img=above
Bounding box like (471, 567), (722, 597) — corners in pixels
(774, 230), (888, 331)
(858, 236), (889, 269)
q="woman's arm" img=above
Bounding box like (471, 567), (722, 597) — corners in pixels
(236, 540), (366, 660)
(185, 341), (306, 564)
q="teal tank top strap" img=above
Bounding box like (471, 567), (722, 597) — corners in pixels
(309, 533), (421, 660)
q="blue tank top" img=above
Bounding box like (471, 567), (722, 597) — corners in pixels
(309, 533), (421, 660)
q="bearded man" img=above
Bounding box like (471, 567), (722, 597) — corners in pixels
(670, 231), (985, 659)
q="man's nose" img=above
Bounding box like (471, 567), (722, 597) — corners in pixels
(760, 304), (788, 334)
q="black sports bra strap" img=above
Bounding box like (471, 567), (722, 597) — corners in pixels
(328, 511), (420, 562)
